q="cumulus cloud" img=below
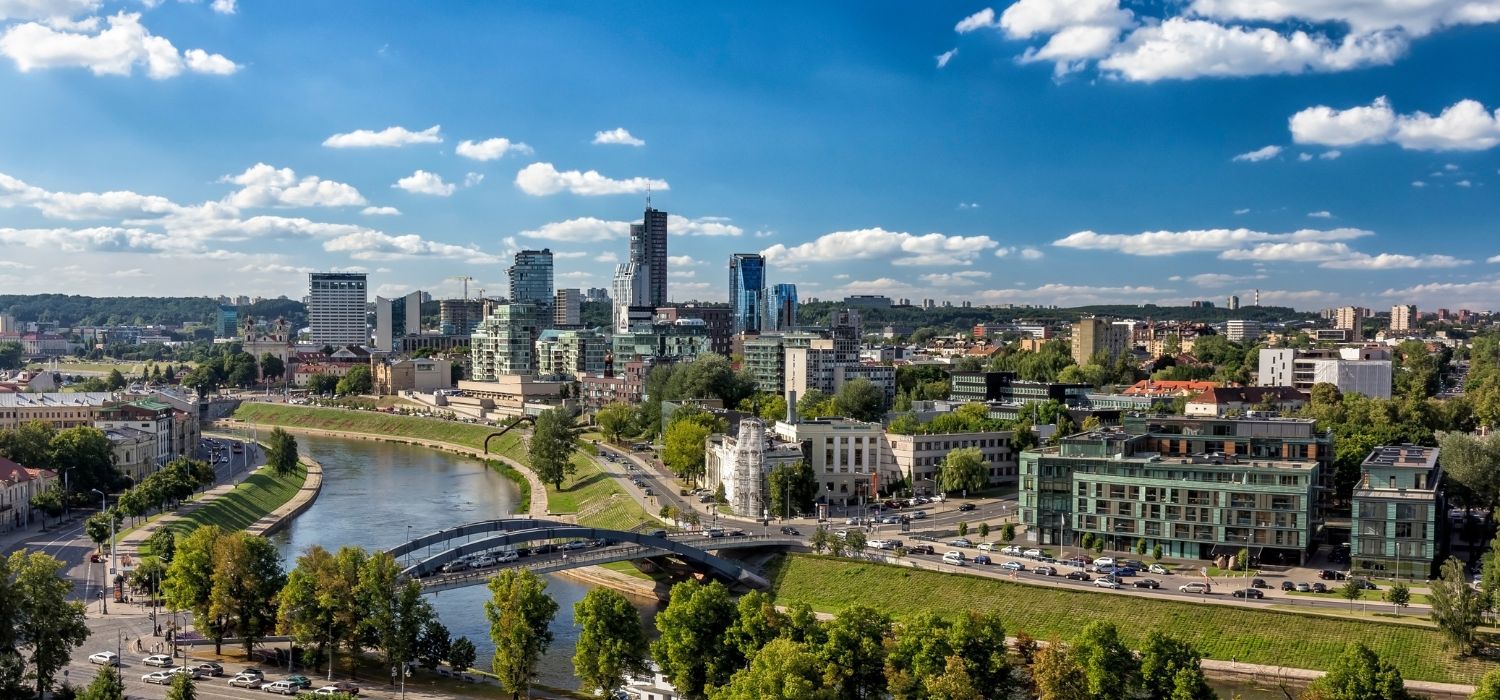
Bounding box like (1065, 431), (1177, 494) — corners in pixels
(995, 246), (1044, 260)
(220, 163), (366, 208)
(513, 162), (667, 196)
(936, 48), (957, 68)
(463, 172), (484, 188)
(1232, 145), (1283, 162)
(1220, 241), (1470, 269)
(1290, 97), (1500, 151)
(322, 231), (501, 263)
(392, 170), (454, 197)
(0, 0), (100, 21)
(761, 228), (997, 267)
(1051, 227), (1371, 256)
(1188, 0), (1500, 37)
(360, 206), (400, 216)
(0, 11), (239, 78)
(210, 0), (236, 14)
(1099, 18), (1405, 82)
(669, 214), (742, 237)
(592, 128), (645, 146)
(955, 7), (999, 33)
(455, 137), (532, 161)
(1320, 150), (1343, 159)
(595, 252), (619, 264)
(1307, 210), (1333, 219)
(1187, 272), (1266, 288)
(920, 270), (992, 286)
(974, 283), (1175, 306)
(519, 217), (631, 243)
(323, 125), (442, 149)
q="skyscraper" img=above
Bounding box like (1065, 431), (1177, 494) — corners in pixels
(554, 288), (582, 326)
(308, 272), (368, 347)
(629, 206), (668, 306)
(770, 283), (798, 331)
(509, 249), (554, 308)
(375, 291), (422, 351)
(1391, 304), (1417, 331)
(729, 253), (766, 334)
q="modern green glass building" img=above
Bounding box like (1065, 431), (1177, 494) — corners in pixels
(1350, 444), (1445, 579)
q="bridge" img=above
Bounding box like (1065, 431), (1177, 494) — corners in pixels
(387, 518), (799, 592)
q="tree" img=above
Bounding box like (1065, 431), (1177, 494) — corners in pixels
(1071, 621), (1138, 700)
(0, 420), (58, 469)
(573, 588), (650, 697)
(208, 532), (286, 657)
(797, 389), (837, 420)
(662, 411), (721, 486)
(596, 402), (636, 444)
(130, 555), (167, 595)
(724, 591), (786, 663)
(957, 521), (968, 537)
(306, 373), (338, 395)
(924, 655), (982, 700)
(713, 638), (836, 700)
(77, 664), (125, 700)
(29, 485), (64, 525)
(1136, 539), (1148, 556)
(1301, 642), (1408, 700)
(86, 509), (121, 549)
(834, 379), (886, 422)
(357, 552), (432, 674)
(1138, 631), (1210, 700)
(883, 613), (953, 699)
(1002, 523), (1015, 543)
(1032, 643), (1090, 700)
(485, 569), (559, 700)
(979, 522), (990, 540)
(416, 619), (451, 671)
(448, 636), (477, 674)
(1152, 544), (1163, 562)
(165, 671), (198, 700)
(1438, 432), (1500, 509)
(529, 408), (583, 490)
(947, 610), (1010, 695)
(182, 364), (220, 398)
(1429, 557), (1484, 655)
(1472, 669), (1500, 700)
(653, 579), (741, 698)
(259, 353), (286, 382)
(938, 447), (987, 495)
(0, 341), (21, 371)
(1385, 582), (1411, 611)
(769, 460), (818, 519)
(50, 426), (117, 496)
(9, 550), (90, 697)
(816, 605), (889, 700)
(336, 365), (373, 395)
(165, 525), (222, 646)
(1339, 579), (1364, 610)
(105, 368), (126, 390)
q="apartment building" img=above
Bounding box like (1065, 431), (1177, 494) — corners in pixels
(470, 304), (542, 380)
(535, 329), (608, 380)
(1391, 304), (1418, 331)
(1071, 318), (1131, 366)
(0, 392), (115, 431)
(1257, 348), (1392, 399)
(95, 399), (176, 467)
(1350, 444), (1444, 579)
(883, 429), (1018, 492)
(372, 357), (454, 395)
(308, 272), (368, 347)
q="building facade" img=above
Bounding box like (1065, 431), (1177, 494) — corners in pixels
(1071, 318), (1131, 366)
(375, 291), (422, 351)
(769, 283), (798, 332)
(729, 253), (767, 334)
(509, 249), (555, 309)
(705, 418), (804, 517)
(470, 304), (541, 380)
(216, 304), (238, 338)
(1350, 445), (1444, 579)
(373, 358), (454, 395)
(771, 418), (887, 503)
(656, 306), (732, 357)
(439, 299), (485, 336)
(1390, 304), (1417, 331)
(0, 392), (114, 431)
(309, 272), (369, 347)
(553, 288), (582, 327)
(630, 206), (669, 308)
(883, 430), (1018, 492)
(1257, 348), (1392, 399)
(535, 329), (608, 379)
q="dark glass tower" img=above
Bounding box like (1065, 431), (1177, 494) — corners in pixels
(729, 253), (766, 334)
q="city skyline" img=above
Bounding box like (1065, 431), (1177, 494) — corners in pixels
(1, 2), (1499, 310)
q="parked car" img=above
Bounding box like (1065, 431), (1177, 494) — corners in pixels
(1148, 563), (1170, 575)
(1065, 571), (1092, 581)
(908, 544), (935, 555)
(143, 654), (174, 667)
(910, 510), (928, 519)
(238, 669), (266, 681)
(942, 551), (966, 566)
(1133, 579), (1160, 589)
(1311, 582), (1329, 593)
(441, 560), (467, 574)
(561, 539), (590, 550)
(142, 671), (174, 685)
(285, 675), (313, 689)
(529, 543), (557, 556)
(1251, 578), (1268, 589)
(228, 675), (263, 689)
(1232, 588), (1265, 599)
(1319, 570), (1346, 580)
(1280, 580), (1296, 591)
(468, 555), (497, 569)
(1095, 578), (1122, 589)
(262, 681), (299, 695)
(88, 652), (120, 666)
(196, 662), (225, 677)
(978, 542), (997, 551)
(1000, 561), (1025, 571)
(1033, 565), (1057, 576)
(1023, 548), (1043, 559)
(316, 681), (360, 695)
(958, 503), (976, 512)
(171, 667), (205, 680)
(1351, 578), (1379, 590)
(1001, 545), (1022, 556)
(1094, 557), (1116, 568)
(1179, 582), (1212, 594)
(973, 555), (992, 565)
(1295, 582), (1312, 592)
(495, 550), (519, 563)
(949, 538), (972, 548)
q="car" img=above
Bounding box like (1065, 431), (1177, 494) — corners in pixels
(1311, 582), (1329, 593)
(1001, 545), (1022, 556)
(142, 671), (175, 685)
(89, 552), (104, 563)
(229, 675), (263, 689)
(780, 526), (800, 536)
(171, 666), (205, 680)
(262, 681), (299, 695)
(1113, 566), (1138, 577)
(910, 510), (928, 519)
(1251, 578), (1268, 589)
(1133, 578), (1161, 589)
(977, 542), (996, 551)
(143, 654), (174, 667)
(1065, 571), (1092, 581)
(1000, 561), (1026, 571)
(316, 681), (360, 695)
(285, 675), (313, 689)
(1148, 564), (1169, 575)
(949, 538), (972, 548)
(496, 550), (519, 563)
(562, 539), (590, 550)
(1022, 548), (1043, 559)
(1280, 580), (1296, 591)
(1319, 570), (1346, 580)
(868, 539), (894, 550)
(468, 554), (497, 569)
(973, 555), (992, 565)
(89, 651), (120, 666)
(705, 528), (726, 538)
(1094, 556), (1115, 568)
(1295, 582), (1312, 592)
(441, 560), (467, 574)
(196, 662), (225, 677)
(1033, 565), (1057, 576)
(942, 551), (966, 566)
(238, 668), (266, 681)
(1178, 582), (1212, 594)
(1352, 578), (1379, 590)
(1232, 588), (1265, 599)
(958, 503), (976, 512)
(879, 515), (899, 524)
(643, 488), (654, 496)
(1095, 578), (1123, 589)
(1064, 557), (1090, 569)
(907, 544), (935, 555)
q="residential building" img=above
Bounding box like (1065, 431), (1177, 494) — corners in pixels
(396, 333), (470, 355)
(373, 357), (454, 395)
(612, 262), (652, 333)
(883, 429), (1018, 492)
(216, 304), (238, 338)
(1184, 387), (1308, 417)
(535, 329), (607, 379)
(439, 298), (485, 336)
(1350, 445), (1444, 579)
(771, 418), (886, 503)
(553, 288), (582, 327)
(19, 333), (69, 356)
(95, 399), (176, 467)
(1391, 304), (1417, 331)
(308, 272), (369, 347)
(470, 304), (542, 380)
(612, 321), (712, 363)
(656, 306), (732, 356)
(1224, 319), (1263, 343)
(509, 249), (555, 309)
(1121, 380), (1220, 398)
(0, 392), (114, 431)
(104, 427), (155, 482)
(729, 253), (766, 334)
(0, 458), (55, 532)
(1257, 348), (1392, 399)
(742, 332), (818, 395)
(706, 418), (805, 517)
(630, 206), (669, 308)
(1334, 306), (1365, 341)
(1227, 295), (1240, 310)
(769, 284), (798, 332)
(1071, 318), (1130, 366)
(0, 314), (15, 334)
(375, 291), (422, 351)
(579, 360), (650, 408)
(585, 287), (610, 303)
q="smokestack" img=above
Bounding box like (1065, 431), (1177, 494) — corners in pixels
(786, 390), (797, 425)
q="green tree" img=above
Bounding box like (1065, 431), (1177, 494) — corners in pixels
(713, 638), (836, 700)
(357, 552), (432, 673)
(0, 421), (58, 469)
(938, 447), (987, 495)
(1152, 544), (1163, 561)
(1301, 642), (1409, 700)
(834, 378), (887, 422)
(1339, 579), (1364, 610)
(105, 368), (126, 390)
(653, 579), (741, 698)
(1471, 669), (1500, 700)
(0, 341), (22, 371)
(595, 402), (636, 444)
(416, 619), (451, 671)
(9, 550), (90, 697)
(1438, 432), (1500, 509)
(1136, 539), (1148, 556)
(883, 612), (953, 699)
(29, 485), (64, 525)
(979, 522), (990, 540)
(724, 591), (786, 663)
(662, 411), (721, 486)
(85, 509), (121, 549)
(769, 460), (818, 519)
(816, 605), (890, 700)
(277, 545), (340, 672)
(165, 670), (198, 700)
(1002, 523), (1015, 543)
(182, 364), (220, 398)
(165, 524), (222, 645)
(1071, 621), (1138, 700)
(1429, 557), (1484, 655)
(573, 588), (650, 697)
(947, 610), (1010, 694)
(957, 521), (968, 537)
(529, 408), (583, 490)
(208, 532), (286, 657)
(336, 365), (373, 395)
(924, 655), (983, 700)
(1032, 643), (1090, 700)
(259, 353), (286, 382)
(448, 636), (477, 674)
(797, 389), (838, 420)
(77, 664), (125, 700)
(130, 555), (167, 595)
(306, 373), (338, 395)
(1385, 582), (1412, 611)
(1138, 631), (1210, 700)
(50, 426), (117, 496)
(485, 569), (559, 700)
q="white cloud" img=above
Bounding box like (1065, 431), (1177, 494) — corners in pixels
(513, 162), (667, 196)
(322, 231), (501, 263)
(455, 137), (532, 161)
(1220, 241), (1470, 269)
(1446, 163), (1461, 171)
(668, 255), (700, 266)
(995, 246), (1044, 260)
(1298, 152), (1314, 162)
(1320, 150), (1342, 160)
(974, 283), (1174, 306)
(1412, 180), (1428, 187)
(936, 48), (957, 68)
(958, 202), (980, 209)
(1186, 272), (1266, 287)
(920, 270), (992, 286)
(0, 0), (100, 21)
(0, 225), (182, 252)
(592, 128), (645, 147)
(557, 271), (595, 280)
(463, 172), (484, 188)
(360, 206), (400, 216)
(210, 0), (236, 14)
(242, 263), (314, 275)
(1458, 179), (1474, 187)
(109, 267), (147, 277)
(669, 214), (742, 237)
(220, 163), (366, 208)
(1290, 97), (1500, 151)
(753, 230), (775, 238)
(762, 228), (997, 267)
(1099, 18), (1405, 82)
(0, 11), (239, 78)
(1188, 0), (1500, 37)
(955, 7), (999, 33)
(323, 125), (442, 149)
(1307, 210), (1333, 219)
(998, 0), (1133, 38)
(551, 250), (588, 259)
(392, 170), (454, 197)
(595, 252), (619, 264)
(1233, 208), (1251, 215)
(519, 217), (630, 242)
(1052, 227), (1371, 256)
(1232, 145), (1283, 162)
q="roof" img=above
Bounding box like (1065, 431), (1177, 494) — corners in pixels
(0, 392), (115, 408)
(1123, 380), (1219, 397)
(1187, 386), (1308, 405)
(1361, 444), (1439, 471)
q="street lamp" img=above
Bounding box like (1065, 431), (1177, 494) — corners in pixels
(90, 488), (112, 615)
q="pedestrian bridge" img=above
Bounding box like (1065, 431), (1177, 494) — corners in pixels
(386, 518), (798, 592)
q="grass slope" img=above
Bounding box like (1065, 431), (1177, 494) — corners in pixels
(234, 403), (507, 453)
(766, 554), (1499, 685)
(169, 464), (308, 534)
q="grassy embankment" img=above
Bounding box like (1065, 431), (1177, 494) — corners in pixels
(167, 464), (308, 534)
(766, 554), (1500, 685)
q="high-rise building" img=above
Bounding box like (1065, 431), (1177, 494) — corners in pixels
(470, 304), (541, 380)
(1226, 295), (1240, 310)
(215, 305), (238, 338)
(1334, 305), (1364, 340)
(509, 249), (554, 309)
(770, 283), (798, 331)
(612, 262), (650, 333)
(439, 298), (485, 336)
(585, 287), (610, 303)
(1070, 317), (1129, 366)
(729, 253), (767, 334)
(375, 291), (422, 351)
(553, 288), (582, 327)
(656, 306), (732, 356)
(629, 206), (668, 307)
(1391, 304), (1417, 331)
(308, 272), (368, 347)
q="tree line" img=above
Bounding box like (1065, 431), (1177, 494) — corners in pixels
(0, 422), (119, 517)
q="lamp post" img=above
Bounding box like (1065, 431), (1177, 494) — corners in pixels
(91, 488), (111, 615)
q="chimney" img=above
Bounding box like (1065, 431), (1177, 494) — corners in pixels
(786, 390), (798, 425)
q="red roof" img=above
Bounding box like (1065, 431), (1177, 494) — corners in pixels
(1123, 380), (1219, 396)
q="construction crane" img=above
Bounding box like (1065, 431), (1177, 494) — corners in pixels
(448, 275), (473, 301)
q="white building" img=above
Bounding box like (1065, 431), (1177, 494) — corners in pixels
(308, 272), (369, 347)
(1224, 319), (1263, 343)
(1257, 348), (1392, 399)
(1391, 304), (1417, 331)
(883, 429), (1018, 493)
(374, 291), (422, 351)
(770, 418), (887, 503)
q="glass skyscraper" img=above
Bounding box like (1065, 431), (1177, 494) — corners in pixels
(729, 253), (766, 334)
(770, 283), (798, 331)
(509, 249), (554, 308)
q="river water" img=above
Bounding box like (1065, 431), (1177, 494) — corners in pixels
(267, 434), (659, 691)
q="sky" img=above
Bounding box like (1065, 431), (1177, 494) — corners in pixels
(0, 1), (1498, 312)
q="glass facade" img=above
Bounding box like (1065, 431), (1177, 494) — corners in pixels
(770, 283), (798, 331)
(509, 249), (554, 308)
(729, 254), (766, 334)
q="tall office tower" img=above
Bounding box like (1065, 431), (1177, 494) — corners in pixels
(470, 304), (541, 379)
(628, 206), (668, 306)
(509, 249), (554, 308)
(554, 288), (582, 326)
(830, 308), (861, 363)
(1070, 317), (1130, 366)
(729, 253), (767, 334)
(1391, 304), (1417, 331)
(216, 305), (238, 338)
(1334, 305), (1365, 341)
(375, 290), (422, 350)
(770, 283), (798, 331)
(439, 298), (484, 335)
(1226, 295), (1240, 311)
(612, 263), (649, 333)
(308, 272), (368, 347)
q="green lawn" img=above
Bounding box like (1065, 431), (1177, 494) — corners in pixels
(234, 403), (511, 454)
(167, 464), (308, 534)
(766, 554), (1500, 685)
(1286, 588), (1431, 605)
(552, 452), (655, 531)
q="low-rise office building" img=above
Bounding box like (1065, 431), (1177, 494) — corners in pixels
(883, 429), (1017, 493)
(770, 418), (887, 504)
(1350, 444), (1444, 579)
(373, 357), (454, 395)
(0, 392), (114, 431)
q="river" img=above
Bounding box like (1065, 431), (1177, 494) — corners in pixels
(267, 433), (659, 691)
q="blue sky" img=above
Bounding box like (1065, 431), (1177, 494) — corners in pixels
(1, 1), (1498, 311)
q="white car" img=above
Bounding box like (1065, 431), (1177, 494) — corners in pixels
(88, 652), (120, 666)
(229, 675), (264, 689)
(1179, 582), (1212, 594)
(142, 654), (174, 667)
(1094, 556), (1116, 568)
(977, 542), (996, 551)
(263, 680), (299, 695)
(941, 551), (966, 566)
(142, 671), (175, 685)
(1095, 578), (1123, 589)
(468, 555), (497, 569)
(909, 510), (928, 519)
(171, 666), (204, 679)
(868, 539), (894, 550)
(1022, 548), (1043, 559)
(1148, 563), (1169, 575)
(495, 550), (519, 563)
(1000, 545), (1022, 556)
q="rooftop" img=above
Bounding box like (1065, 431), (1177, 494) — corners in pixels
(1361, 444), (1439, 471)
